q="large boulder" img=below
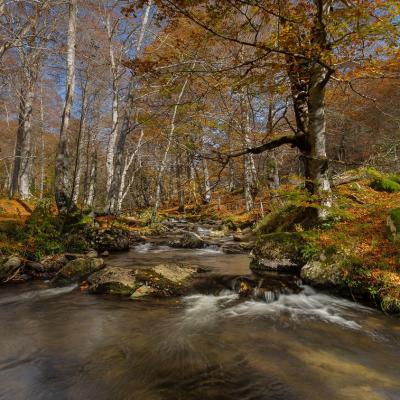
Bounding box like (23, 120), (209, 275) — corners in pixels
(250, 232), (309, 273)
(0, 256), (22, 282)
(88, 263), (199, 298)
(54, 257), (105, 285)
(170, 232), (205, 249)
(300, 260), (343, 287)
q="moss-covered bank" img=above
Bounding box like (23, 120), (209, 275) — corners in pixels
(251, 174), (400, 313)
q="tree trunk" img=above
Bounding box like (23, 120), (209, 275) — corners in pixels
(116, 128), (144, 212)
(266, 153), (280, 190)
(106, 1), (152, 212)
(306, 61), (331, 203)
(202, 157), (211, 204)
(151, 76), (189, 222)
(85, 148), (97, 208)
(55, 0), (77, 214)
(9, 79), (35, 200)
(176, 151), (185, 211)
(243, 110), (257, 211)
(105, 12), (120, 194)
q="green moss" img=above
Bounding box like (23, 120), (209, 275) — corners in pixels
(388, 174), (400, 185)
(255, 205), (319, 235)
(254, 232), (314, 265)
(370, 177), (400, 193)
(90, 281), (137, 296)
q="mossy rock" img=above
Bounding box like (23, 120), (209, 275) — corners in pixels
(387, 208), (400, 242)
(255, 205), (319, 235)
(370, 177), (400, 193)
(88, 227), (130, 252)
(88, 264), (198, 297)
(300, 260), (344, 287)
(381, 294), (400, 314)
(0, 256), (22, 281)
(88, 267), (138, 295)
(250, 232), (311, 273)
(54, 257), (105, 285)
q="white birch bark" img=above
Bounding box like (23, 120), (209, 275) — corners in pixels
(10, 79), (35, 200)
(107, 1), (152, 212)
(72, 86), (88, 204)
(243, 111), (257, 211)
(55, 0), (77, 213)
(105, 12), (120, 194)
(202, 157), (211, 204)
(151, 76), (189, 222)
(116, 128), (144, 212)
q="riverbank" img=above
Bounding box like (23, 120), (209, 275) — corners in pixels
(250, 176), (400, 313)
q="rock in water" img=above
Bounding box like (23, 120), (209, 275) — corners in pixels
(54, 257), (105, 285)
(152, 263), (198, 283)
(130, 284), (157, 298)
(88, 263), (199, 298)
(170, 232), (205, 249)
(89, 267), (138, 295)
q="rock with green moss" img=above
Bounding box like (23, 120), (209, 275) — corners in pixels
(88, 263), (199, 297)
(250, 232), (310, 273)
(54, 257), (104, 285)
(255, 205), (319, 235)
(300, 260), (343, 287)
(88, 266), (138, 295)
(89, 227), (130, 252)
(0, 256), (23, 281)
(387, 208), (400, 242)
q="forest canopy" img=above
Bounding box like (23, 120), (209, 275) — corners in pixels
(0, 0), (399, 216)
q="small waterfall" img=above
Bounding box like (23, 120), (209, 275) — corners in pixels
(263, 290), (277, 304)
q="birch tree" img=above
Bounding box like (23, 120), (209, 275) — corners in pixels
(151, 74), (190, 222)
(55, 0), (77, 214)
(106, 0), (152, 213)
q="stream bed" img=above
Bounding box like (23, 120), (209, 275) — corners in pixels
(0, 243), (400, 400)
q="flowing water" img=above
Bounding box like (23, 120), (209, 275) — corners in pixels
(0, 243), (400, 400)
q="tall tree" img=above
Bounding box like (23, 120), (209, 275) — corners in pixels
(55, 0), (77, 214)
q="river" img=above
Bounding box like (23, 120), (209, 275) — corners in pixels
(0, 243), (399, 400)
